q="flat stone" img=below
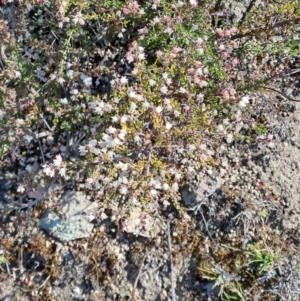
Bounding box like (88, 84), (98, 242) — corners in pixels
(39, 190), (98, 242)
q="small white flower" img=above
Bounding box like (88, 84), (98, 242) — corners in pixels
(175, 172), (182, 180)
(134, 135), (142, 144)
(164, 27), (173, 35)
(196, 37), (204, 44)
(83, 77), (92, 86)
(163, 200), (170, 207)
(130, 102), (137, 112)
(70, 89), (78, 95)
(59, 167), (66, 177)
(79, 145), (88, 156)
(17, 185), (26, 193)
(119, 186), (128, 195)
(143, 101), (150, 109)
(165, 78), (172, 86)
(191, 24), (198, 31)
(90, 147), (100, 155)
(160, 85), (168, 94)
(162, 72), (169, 79)
(112, 116), (119, 122)
(172, 182), (179, 192)
(101, 212), (108, 220)
(231, 105), (238, 112)
(120, 76), (128, 85)
(200, 80), (208, 87)
(156, 50), (163, 57)
(150, 189), (157, 196)
(165, 122), (172, 130)
(196, 48), (204, 55)
(117, 162), (128, 171)
(149, 79), (156, 87)
(162, 183), (169, 191)
(138, 53), (145, 60)
(128, 90), (136, 98)
(188, 144), (196, 151)
(88, 140), (98, 147)
(66, 70), (74, 77)
(154, 182), (162, 189)
(179, 87), (186, 94)
(106, 126), (117, 134)
(239, 96), (250, 108)
(174, 110), (180, 117)
(221, 159), (228, 167)
(60, 98), (68, 105)
(196, 68), (203, 75)
(118, 129), (127, 140)
(133, 229), (140, 236)
(226, 133), (234, 144)
(136, 94), (143, 102)
(217, 124), (224, 132)
(121, 115), (129, 123)
(155, 106), (163, 113)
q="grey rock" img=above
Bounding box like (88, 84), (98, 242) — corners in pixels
(39, 190), (98, 242)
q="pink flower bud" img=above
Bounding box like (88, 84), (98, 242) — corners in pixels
(216, 28), (225, 37)
(229, 88), (236, 96)
(232, 57), (240, 66)
(221, 90), (230, 100)
(224, 29), (231, 37)
(218, 44), (226, 51)
(267, 133), (273, 141)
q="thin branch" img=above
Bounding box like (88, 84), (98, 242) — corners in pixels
(130, 253), (147, 301)
(238, 0), (256, 27)
(231, 17), (300, 40)
(256, 85), (300, 102)
(39, 113), (54, 132)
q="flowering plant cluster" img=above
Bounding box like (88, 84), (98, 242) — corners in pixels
(0, 0), (297, 224)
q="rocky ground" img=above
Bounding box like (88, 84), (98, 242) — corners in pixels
(1, 1), (300, 301)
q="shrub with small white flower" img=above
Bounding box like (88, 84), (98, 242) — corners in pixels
(0, 0), (294, 218)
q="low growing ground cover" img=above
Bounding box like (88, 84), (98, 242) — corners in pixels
(1, 0), (300, 300)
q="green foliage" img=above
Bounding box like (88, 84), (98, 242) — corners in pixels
(0, 256), (6, 264)
(255, 125), (268, 135)
(248, 243), (275, 275)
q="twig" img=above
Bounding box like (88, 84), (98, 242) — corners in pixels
(167, 220), (176, 301)
(18, 275), (51, 293)
(130, 253), (147, 301)
(238, 0), (256, 27)
(283, 69), (300, 77)
(231, 17), (300, 40)
(39, 113), (54, 131)
(187, 197), (217, 245)
(256, 85), (300, 102)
